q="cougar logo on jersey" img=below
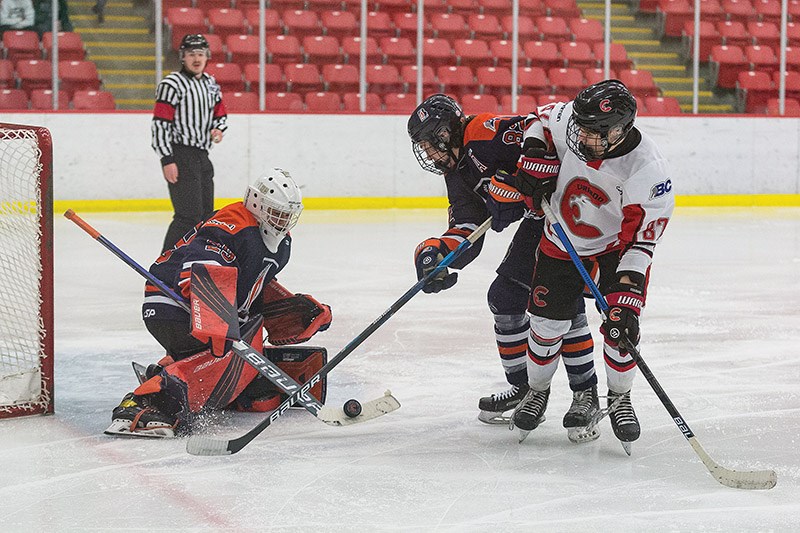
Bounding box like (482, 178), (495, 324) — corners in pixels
(561, 178), (610, 239)
(599, 98), (612, 112)
(649, 179), (672, 199)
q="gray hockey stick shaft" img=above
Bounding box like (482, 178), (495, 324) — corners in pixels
(540, 199), (776, 490)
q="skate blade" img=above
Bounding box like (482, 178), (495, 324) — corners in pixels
(478, 410), (512, 425)
(620, 440), (632, 456)
(518, 429), (531, 443)
(104, 419), (175, 439)
(567, 425), (600, 443)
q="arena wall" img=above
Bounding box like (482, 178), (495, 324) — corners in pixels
(4, 112), (800, 209)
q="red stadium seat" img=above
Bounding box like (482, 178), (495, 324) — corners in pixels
(393, 12), (430, 38)
(366, 11), (394, 38)
(281, 10), (321, 38)
(618, 69), (660, 97)
(165, 8), (206, 50)
(59, 60), (101, 97)
(570, 17), (603, 44)
(436, 65), (478, 96)
(322, 63), (360, 93)
(469, 14), (503, 40)
(745, 44), (778, 73)
(500, 15), (538, 40)
(341, 36), (382, 64)
(710, 44), (748, 88)
(538, 93), (571, 105)
(478, 0), (514, 16)
(583, 67), (617, 85)
(449, 0), (477, 15)
(736, 70), (773, 113)
(268, 0), (306, 10)
(244, 8), (281, 34)
(536, 16), (571, 41)
(381, 37), (416, 65)
(518, 65), (549, 95)
(520, 0), (548, 16)
(785, 46), (800, 70)
(643, 95), (682, 115)
(476, 65), (512, 97)
(489, 39), (525, 68)
(766, 97), (800, 116)
(680, 20), (718, 62)
(460, 93), (499, 114)
(787, 23), (800, 46)
(265, 91), (304, 111)
(284, 63), (323, 93)
(30, 89), (69, 109)
(304, 35), (342, 64)
(266, 34), (303, 64)
(342, 92), (382, 112)
(523, 40), (561, 70)
(2, 31), (40, 62)
(42, 32), (85, 61)
(400, 64), (439, 94)
(366, 64), (403, 93)
(501, 93), (537, 114)
(383, 92), (418, 113)
(544, 0), (581, 18)
(592, 42), (632, 71)
(15, 59), (52, 95)
(244, 63), (285, 92)
(204, 34), (224, 58)
(321, 11), (358, 39)
(226, 34), (260, 65)
(774, 69), (800, 100)
(717, 20), (750, 48)
(0, 89), (28, 110)
(207, 9), (247, 42)
(656, 0), (692, 38)
(722, 0), (757, 23)
(548, 66), (584, 96)
(747, 21), (780, 50)
(205, 62), (245, 92)
(376, 0), (414, 13)
(306, 0), (343, 10)
(430, 13), (468, 41)
(0, 59), (14, 88)
(422, 37), (453, 67)
(223, 91), (259, 112)
(72, 90), (115, 110)
(410, 0), (448, 14)
(304, 91), (341, 112)
(559, 41), (595, 69)
(453, 39), (491, 68)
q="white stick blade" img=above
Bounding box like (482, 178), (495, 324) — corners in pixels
(690, 437), (777, 490)
(186, 435), (232, 456)
(317, 391), (400, 426)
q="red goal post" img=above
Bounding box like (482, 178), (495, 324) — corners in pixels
(0, 123), (54, 418)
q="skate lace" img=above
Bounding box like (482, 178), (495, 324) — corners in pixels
(493, 385), (521, 402)
(570, 389), (595, 415)
(518, 390), (547, 415)
(611, 393), (636, 425)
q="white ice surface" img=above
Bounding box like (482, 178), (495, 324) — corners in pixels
(1, 208), (799, 532)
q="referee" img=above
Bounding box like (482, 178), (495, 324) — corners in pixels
(151, 34), (228, 252)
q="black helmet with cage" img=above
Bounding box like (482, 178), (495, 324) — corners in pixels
(179, 33), (211, 60)
(566, 79), (637, 161)
(407, 94), (466, 174)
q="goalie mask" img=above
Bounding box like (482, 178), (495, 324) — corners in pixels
(407, 94), (466, 175)
(244, 168), (303, 253)
(566, 79), (637, 162)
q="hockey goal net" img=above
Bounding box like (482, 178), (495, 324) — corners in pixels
(0, 123), (54, 419)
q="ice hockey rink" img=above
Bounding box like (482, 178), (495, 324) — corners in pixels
(1, 206), (799, 531)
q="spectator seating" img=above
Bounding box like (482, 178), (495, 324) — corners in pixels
(469, 14), (504, 41)
(341, 36), (381, 64)
(736, 70), (773, 112)
(489, 39), (524, 68)
(748, 21), (780, 50)
(366, 11), (394, 38)
(266, 34), (303, 64)
(384, 92), (418, 112)
(393, 13), (428, 38)
(265, 91), (304, 111)
(745, 44), (778, 73)
(225, 91), (260, 112)
(500, 93), (537, 113)
(592, 42), (632, 71)
(618, 69), (660, 97)
(548, 67), (584, 96)
(42, 32), (86, 61)
(431, 13), (467, 41)
(722, 0), (757, 24)
(584, 67), (617, 85)
(536, 16), (571, 41)
(322, 63), (359, 93)
(524, 40), (561, 70)
(166, 8), (206, 50)
(207, 8), (247, 42)
(437, 65), (478, 96)
(281, 9), (321, 38)
(284, 62), (324, 93)
(205, 34), (225, 58)
(381, 37), (416, 65)
(460, 93), (499, 114)
(59, 60), (101, 97)
(0, 59), (13, 88)
(244, 8), (281, 34)
(0, 88), (28, 110)
(657, 0), (692, 38)
(545, 0), (581, 18)
(72, 90), (116, 110)
(766, 97), (800, 115)
(205, 62), (245, 92)
(718, 20), (750, 48)
(518, 66), (550, 95)
(244, 63), (285, 92)
(30, 89), (69, 110)
(753, 0), (782, 22)
(422, 38), (453, 67)
(2, 31), (40, 62)
(453, 39), (491, 68)
(366, 64), (403, 93)
(559, 41), (595, 70)
(226, 34), (260, 65)
(775, 70), (800, 100)
(501, 15), (538, 40)
(476, 65), (512, 97)
(570, 18), (603, 44)
(342, 92), (382, 112)
(680, 20), (719, 62)
(304, 91), (341, 112)
(401, 64), (438, 94)
(16, 59), (52, 95)
(643, 95), (682, 114)
(321, 11), (358, 39)
(303, 35), (342, 64)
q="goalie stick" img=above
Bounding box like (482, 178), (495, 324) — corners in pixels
(540, 199), (777, 490)
(64, 209), (399, 428)
(185, 217), (495, 456)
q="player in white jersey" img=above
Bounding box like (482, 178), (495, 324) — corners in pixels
(506, 80), (674, 447)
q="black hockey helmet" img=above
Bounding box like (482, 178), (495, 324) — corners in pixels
(566, 79), (637, 161)
(407, 94), (466, 174)
(179, 33), (211, 59)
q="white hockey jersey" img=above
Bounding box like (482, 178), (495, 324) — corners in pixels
(524, 101), (674, 278)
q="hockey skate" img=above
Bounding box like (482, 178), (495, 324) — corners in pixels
(478, 383), (530, 424)
(105, 393), (177, 438)
(608, 390), (640, 456)
(563, 385), (601, 443)
(510, 387), (549, 443)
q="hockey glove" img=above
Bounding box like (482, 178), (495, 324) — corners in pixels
(263, 293), (332, 346)
(516, 147), (560, 209)
(486, 170), (526, 232)
(414, 238), (458, 294)
(600, 283), (644, 348)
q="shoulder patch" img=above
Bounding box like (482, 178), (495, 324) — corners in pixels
(202, 202), (257, 235)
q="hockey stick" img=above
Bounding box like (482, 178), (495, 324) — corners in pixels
(540, 199), (777, 490)
(63, 209), (398, 427)
(186, 217), (495, 456)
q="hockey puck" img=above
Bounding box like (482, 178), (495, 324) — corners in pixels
(343, 399), (362, 418)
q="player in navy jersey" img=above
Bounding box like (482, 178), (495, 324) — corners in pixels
(105, 168), (332, 438)
(407, 94), (599, 435)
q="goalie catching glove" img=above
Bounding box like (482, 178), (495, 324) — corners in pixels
(262, 283), (332, 346)
(414, 238), (458, 293)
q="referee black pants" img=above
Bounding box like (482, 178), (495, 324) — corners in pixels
(162, 144), (215, 252)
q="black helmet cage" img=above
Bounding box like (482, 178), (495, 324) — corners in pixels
(566, 79), (637, 162)
(407, 94), (465, 174)
(179, 34), (211, 60)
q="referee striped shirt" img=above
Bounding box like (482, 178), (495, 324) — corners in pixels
(151, 69), (228, 165)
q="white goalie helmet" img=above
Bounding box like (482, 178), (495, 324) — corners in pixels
(244, 168), (303, 252)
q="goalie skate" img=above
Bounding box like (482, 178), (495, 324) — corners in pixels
(564, 385), (601, 444)
(478, 384), (530, 424)
(104, 393), (177, 439)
